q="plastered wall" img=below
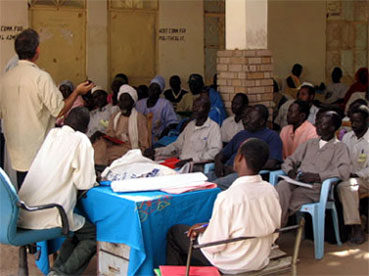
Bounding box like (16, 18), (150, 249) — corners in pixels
(158, 0), (204, 89)
(268, 0), (327, 85)
(0, 0), (28, 75)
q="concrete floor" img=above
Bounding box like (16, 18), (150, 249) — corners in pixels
(1, 234), (368, 276)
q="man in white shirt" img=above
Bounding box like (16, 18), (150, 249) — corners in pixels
(18, 107), (97, 276)
(220, 93), (248, 144)
(0, 29), (93, 189)
(166, 138), (281, 274)
(275, 82), (319, 129)
(147, 95), (222, 168)
(337, 105), (369, 244)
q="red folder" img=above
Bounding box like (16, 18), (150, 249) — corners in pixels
(159, 157), (180, 169)
(159, 265), (220, 276)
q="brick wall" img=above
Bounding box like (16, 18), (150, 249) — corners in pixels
(217, 49), (274, 119)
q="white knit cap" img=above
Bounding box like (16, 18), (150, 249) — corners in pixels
(297, 82), (314, 90)
(117, 84), (138, 103)
(91, 86), (103, 94)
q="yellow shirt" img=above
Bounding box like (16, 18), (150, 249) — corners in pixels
(0, 60), (64, 171)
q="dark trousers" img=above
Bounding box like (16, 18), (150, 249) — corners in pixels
(166, 224), (211, 266)
(51, 219), (96, 276)
(16, 171), (28, 190)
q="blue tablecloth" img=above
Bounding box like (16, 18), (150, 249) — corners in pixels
(79, 186), (220, 276)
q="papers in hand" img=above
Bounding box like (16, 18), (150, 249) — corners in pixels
(279, 175), (313, 188)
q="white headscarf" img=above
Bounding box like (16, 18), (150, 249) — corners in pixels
(114, 85), (139, 149)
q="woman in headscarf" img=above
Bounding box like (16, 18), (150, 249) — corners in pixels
(136, 76), (178, 143)
(93, 85), (149, 166)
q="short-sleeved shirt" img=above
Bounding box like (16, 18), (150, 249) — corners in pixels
(0, 60), (64, 171)
(220, 115), (244, 143)
(223, 128), (283, 166)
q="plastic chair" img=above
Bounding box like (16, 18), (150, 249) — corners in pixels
(204, 163), (269, 178)
(270, 170), (342, 259)
(0, 168), (69, 276)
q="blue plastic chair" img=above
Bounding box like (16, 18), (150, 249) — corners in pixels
(270, 169), (342, 259)
(0, 168), (69, 275)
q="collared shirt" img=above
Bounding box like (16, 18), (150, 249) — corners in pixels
(198, 175), (281, 274)
(18, 126), (96, 232)
(280, 120), (318, 159)
(275, 99), (319, 129)
(87, 104), (118, 137)
(220, 115), (244, 143)
(342, 129), (369, 181)
(136, 98), (178, 142)
(325, 82), (348, 104)
(156, 117), (222, 162)
(0, 60), (64, 171)
(282, 137), (351, 182)
(223, 128), (283, 166)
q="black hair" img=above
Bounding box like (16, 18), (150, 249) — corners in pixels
(195, 94), (211, 113)
(239, 138), (269, 173)
(292, 64), (303, 77)
(331, 67), (343, 83)
(253, 104), (269, 122)
(114, 73), (128, 84)
(15, 29), (39, 60)
(188, 74), (204, 89)
(318, 109), (342, 131)
(234, 93), (249, 106)
(64, 107), (90, 133)
(350, 105), (369, 121)
(348, 99), (368, 117)
(170, 75), (181, 83)
(137, 84), (149, 100)
(292, 99), (310, 119)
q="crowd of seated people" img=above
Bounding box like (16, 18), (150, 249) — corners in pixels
(3, 28), (368, 276)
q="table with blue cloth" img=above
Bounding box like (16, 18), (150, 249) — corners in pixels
(79, 186), (220, 276)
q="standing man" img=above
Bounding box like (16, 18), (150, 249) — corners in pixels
(337, 105), (369, 244)
(0, 29), (93, 189)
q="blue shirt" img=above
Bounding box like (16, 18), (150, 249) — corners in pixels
(223, 128), (283, 166)
(208, 88), (227, 126)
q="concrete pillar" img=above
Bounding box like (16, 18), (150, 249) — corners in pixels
(219, 0), (273, 118)
(86, 0), (109, 89)
(225, 0), (267, 50)
(0, 0), (28, 75)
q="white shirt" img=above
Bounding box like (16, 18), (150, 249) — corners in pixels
(156, 117), (222, 162)
(0, 60), (64, 171)
(275, 99), (319, 129)
(220, 115), (244, 143)
(87, 104), (118, 137)
(325, 83), (348, 104)
(18, 126), (96, 231)
(342, 129), (369, 181)
(198, 175), (281, 274)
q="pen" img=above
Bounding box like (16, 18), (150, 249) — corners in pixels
(184, 224), (208, 234)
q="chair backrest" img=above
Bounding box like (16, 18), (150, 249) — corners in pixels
(317, 178), (339, 216)
(0, 167), (20, 245)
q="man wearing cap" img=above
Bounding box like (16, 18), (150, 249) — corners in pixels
(87, 86), (118, 137)
(93, 85), (149, 166)
(275, 82), (319, 129)
(136, 76), (178, 143)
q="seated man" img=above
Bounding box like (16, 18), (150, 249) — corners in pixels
(93, 85), (150, 166)
(276, 110), (351, 226)
(220, 93), (249, 144)
(18, 107), (97, 276)
(284, 63), (303, 99)
(179, 74), (227, 125)
(148, 95), (222, 167)
(280, 99), (318, 159)
(211, 104), (282, 190)
(87, 86), (117, 137)
(166, 138), (281, 274)
(136, 76), (178, 143)
(337, 105), (369, 244)
(163, 75), (189, 111)
(275, 82), (319, 129)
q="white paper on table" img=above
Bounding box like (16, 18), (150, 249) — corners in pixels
(279, 175), (313, 189)
(111, 172), (208, 192)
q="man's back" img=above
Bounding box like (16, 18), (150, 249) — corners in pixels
(0, 60), (64, 171)
(18, 126), (96, 231)
(198, 175), (281, 274)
